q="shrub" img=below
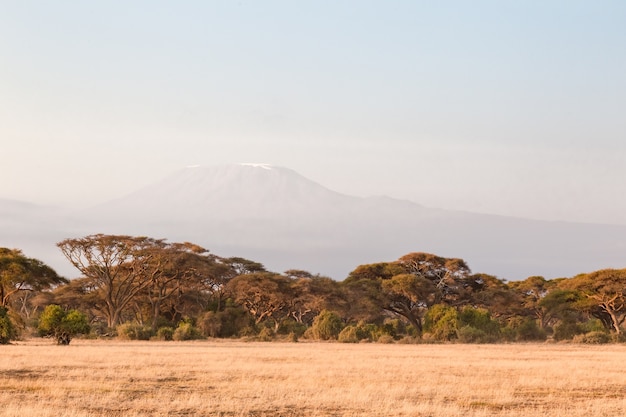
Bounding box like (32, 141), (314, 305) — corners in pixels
(38, 305), (90, 345)
(199, 307), (254, 338)
(116, 323), (153, 341)
(424, 304), (458, 341)
(156, 326), (174, 341)
(456, 325), (497, 344)
(0, 306), (17, 344)
(257, 327), (275, 341)
(573, 331), (611, 344)
(553, 320), (583, 341)
(338, 325), (359, 343)
(173, 322), (203, 341)
(380, 319), (408, 339)
(458, 307), (500, 337)
(309, 310), (344, 340)
(515, 318), (547, 341)
(377, 334), (395, 344)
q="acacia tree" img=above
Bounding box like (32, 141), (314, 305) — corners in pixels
(57, 235), (161, 328)
(567, 269), (626, 334)
(139, 242), (222, 331)
(0, 248), (66, 308)
(226, 272), (293, 332)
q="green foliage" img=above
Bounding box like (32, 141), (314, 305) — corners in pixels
(0, 306), (17, 344)
(553, 319), (584, 341)
(38, 304), (90, 345)
(456, 325), (494, 343)
(277, 318), (307, 338)
(309, 310), (344, 340)
(198, 306), (253, 338)
(173, 322), (204, 341)
(512, 318), (547, 341)
(257, 327), (275, 341)
(338, 325), (359, 343)
(380, 318), (408, 339)
(156, 326), (174, 341)
(376, 334), (395, 344)
(424, 304), (458, 341)
(117, 323), (153, 340)
(573, 331), (611, 344)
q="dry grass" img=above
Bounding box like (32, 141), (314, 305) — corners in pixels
(1, 339), (626, 416)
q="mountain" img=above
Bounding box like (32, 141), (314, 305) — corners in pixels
(3, 164), (626, 280)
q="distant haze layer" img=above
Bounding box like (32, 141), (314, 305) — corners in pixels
(2, 164), (626, 281)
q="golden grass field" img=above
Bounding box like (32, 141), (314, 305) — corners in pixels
(1, 339), (626, 416)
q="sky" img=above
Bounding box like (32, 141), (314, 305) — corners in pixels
(2, 1), (626, 224)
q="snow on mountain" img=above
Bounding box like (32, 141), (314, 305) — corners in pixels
(2, 164), (626, 280)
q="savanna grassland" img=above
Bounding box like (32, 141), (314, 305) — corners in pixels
(2, 340), (626, 417)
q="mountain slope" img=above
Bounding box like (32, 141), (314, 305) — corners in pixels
(72, 163), (626, 280)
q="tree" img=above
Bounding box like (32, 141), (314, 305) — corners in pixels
(465, 273), (522, 320)
(140, 242), (221, 332)
(57, 235), (161, 328)
(0, 306), (17, 344)
(0, 248), (66, 308)
(226, 272), (293, 332)
(309, 310), (344, 340)
(396, 252), (471, 305)
(566, 269), (626, 334)
(38, 304), (90, 345)
(381, 273), (438, 335)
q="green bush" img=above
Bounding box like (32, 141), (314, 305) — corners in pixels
(156, 326), (174, 341)
(309, 310), (344, 340)
(380, 319), (408, 339)
(38, 305), (90, 345)
(424, 304), (458, 341)
(459, 307), (500, 336)
(199, 307), (254, 338)
(116, 323), (153, 340)
(573, 331), (611, 344)
(456, 325), (498, 344)
(173, 322), (204, 341)
(553, 320), (583, 341)
(257, 327), (275, 341)
(514, 318), (547, 342)
(0, 306), (17, 344)
(338, 325), (359, 343)
(377, 334), (395, 344)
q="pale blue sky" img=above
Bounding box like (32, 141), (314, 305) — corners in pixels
(2, 1), (625, 223)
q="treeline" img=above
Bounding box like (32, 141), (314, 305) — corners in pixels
(1, 234), (626, 345)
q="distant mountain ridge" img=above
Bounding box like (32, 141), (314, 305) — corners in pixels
(2, 164), (626, 280)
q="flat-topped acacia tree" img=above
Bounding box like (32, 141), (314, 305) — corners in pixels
(57, 234), (160, 328)
(0, 248), (66, 308)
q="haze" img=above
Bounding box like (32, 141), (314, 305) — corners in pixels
(2, 1), (626, 224)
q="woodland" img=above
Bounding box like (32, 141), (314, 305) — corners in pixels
(1, 233), (625, 345)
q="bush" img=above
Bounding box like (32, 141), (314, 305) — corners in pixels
(0, 306), (17, 344)
(506, 318), (547, 342)
(380, 319), (408, 339)
(459, 307), (500, 336)
(309, 310), (344, 340)
(173, 322), (204, 341)
(117, 323), (153, 341)
(257, 327), (275, 341)
(338, 325), (359, 343)
(377, 334), (395, 344)
(156, 326), (174, 341)
(199, 307), (254, 338)
(424, 304), (458, 341)
(456, 325), (498, 344)
(573, 331), (611, 344)
(553, 320), (583, 341)
(38, 305), (90, 345)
